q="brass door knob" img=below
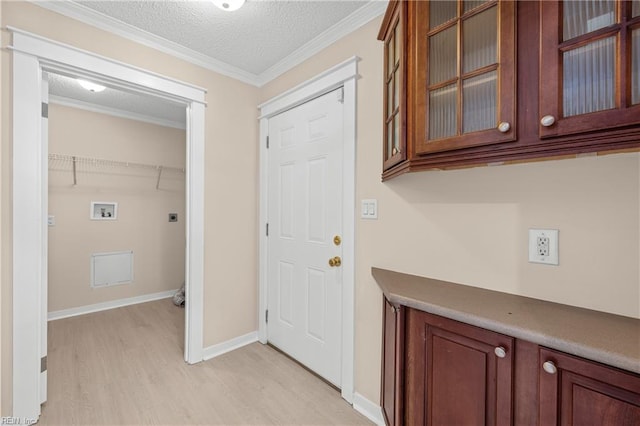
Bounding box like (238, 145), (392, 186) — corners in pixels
(328, 256), (342, 267)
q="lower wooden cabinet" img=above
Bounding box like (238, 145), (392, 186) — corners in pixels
(404, 308), (513, 425)
(381, 300), (640, 426)
(539, 347), (640, 425)
(381, 297), (404, 426)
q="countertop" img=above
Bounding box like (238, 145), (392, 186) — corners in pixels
(372, 267), (640, 374)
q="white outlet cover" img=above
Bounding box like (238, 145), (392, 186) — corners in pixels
(529, 229), (559, 265)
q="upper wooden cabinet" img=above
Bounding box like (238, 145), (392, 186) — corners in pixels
(412, 0), (516, 154)
(539, 0), (640, 138)
(380, 0), (640, 180)
(379, 0), (408, 170)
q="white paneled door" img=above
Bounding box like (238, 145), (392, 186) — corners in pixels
(267, 88), (344, 387)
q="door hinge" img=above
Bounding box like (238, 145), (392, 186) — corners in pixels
(336, 87), (344, 104)
(266, 222), (269, 236)
(41, 102), (49, 118)
(266, 136), (269, 149)
(265, 309), (269, 324)
(41, 356), (47, 373)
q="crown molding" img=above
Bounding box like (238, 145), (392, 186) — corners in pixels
(255, 1), (387, 87)
(30, 0), (387, 88)
(49, 94), (186, 130)
(30, 0), (261, 86)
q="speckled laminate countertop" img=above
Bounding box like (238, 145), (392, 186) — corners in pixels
(372, 267), (640, 374)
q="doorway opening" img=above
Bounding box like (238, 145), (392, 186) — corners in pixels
(257, 57), (358, 403)
(10, 27), (206, 420)
(45, 70), (187, 322)
(44, 68), (189, 401)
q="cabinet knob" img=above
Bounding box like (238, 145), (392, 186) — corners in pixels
(497, 122), (511, 133)
(494, 346), (507, 358)
(540, 115), (556, 127)
(543, 360), (557, 375)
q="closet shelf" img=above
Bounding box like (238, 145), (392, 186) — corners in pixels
(48, 153), (185, 189)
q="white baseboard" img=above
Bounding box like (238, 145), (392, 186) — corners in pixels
(48, 289), (176, 321)
(203, 331), (259, 361)
(353, 392), (385, 426)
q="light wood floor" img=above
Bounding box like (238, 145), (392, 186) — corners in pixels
(39, 299), (371, 425)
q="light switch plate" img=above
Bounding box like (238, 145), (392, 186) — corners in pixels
(529, 229), (559, 265)
(48, 215), (55, 226)
(361, 199), (378, 219)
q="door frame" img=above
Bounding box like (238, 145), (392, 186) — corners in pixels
(9, 27), (206, 419)
(257, 56), (358, 403)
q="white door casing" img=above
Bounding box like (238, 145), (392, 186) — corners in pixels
(40, 72), (49, 405)
(9, 27), (206, 419)
(267, 88), (344, 386)
(258, 57), (358, 402)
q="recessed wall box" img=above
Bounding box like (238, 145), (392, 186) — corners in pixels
(90, 202), (118, 220)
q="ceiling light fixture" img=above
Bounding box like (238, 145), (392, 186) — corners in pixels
(212, 0), (245, 12)
(77, 79), (106, 93)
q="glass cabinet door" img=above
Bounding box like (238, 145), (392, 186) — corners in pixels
(381, 1), (406, 171)
(413, 0), (516, 154)
(539, 0), (640, 138)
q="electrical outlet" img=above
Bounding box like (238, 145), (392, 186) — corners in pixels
(529, 229), (559, 265)
(537, 236), (549, 256)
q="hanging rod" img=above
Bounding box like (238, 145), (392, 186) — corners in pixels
(48, 153), (184, 188)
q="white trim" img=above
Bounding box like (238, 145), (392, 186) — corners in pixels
(27, 0), (385, 87)
(13, 50), (43, 419)
(340, 74), (357, 405)
(353, 392), (386, 426)
(258, 57), (359, 119)
(202, 332), (259, 361)
(258, 57), (358, 404)
(7, 27), (207, 103)
(30, 0), (260, 86)
(49, 95), (186, 130)
(11, 29), (206, 419)
(184, 102), (206, 365)
(257, 117), (269, 345)
(40, 72), (49, 406)
(256, 1), (386, 86)
(47, 290), (176, 321)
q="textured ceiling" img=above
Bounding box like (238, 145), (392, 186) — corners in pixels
(43, 0), (383, 126)
(48, 72), (187, 127)
(74, 0), (371, 75)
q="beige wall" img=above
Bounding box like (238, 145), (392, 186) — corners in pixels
(1, 0), (638, 415)
(48, 104), (186, 312)
(1, 1), (259, 413)
(260, 17), (640, 403)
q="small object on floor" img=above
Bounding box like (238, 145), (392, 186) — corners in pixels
(173, 284), (185, 307)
